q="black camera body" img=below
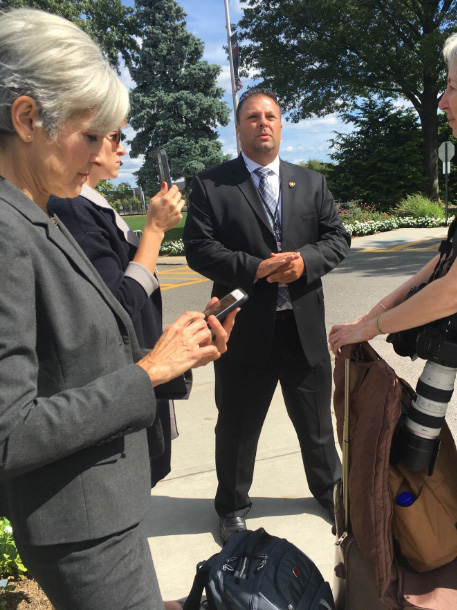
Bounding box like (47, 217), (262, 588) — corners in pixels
(386, 284), (426, 358)
(416, 322), (457, 368)
(387, 282), (457, 367)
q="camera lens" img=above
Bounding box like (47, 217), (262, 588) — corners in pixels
(405, 362), (456, 441)
(397, 361), (457, 473)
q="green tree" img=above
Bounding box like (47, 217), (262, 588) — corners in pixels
(299, 159), (334, 184)
(238, 0), (457, 200)
(328, 98), (425, 208)
(0, 0), (139, 69)
(128, 0), (231, 196)
(96, 179), (136, 210)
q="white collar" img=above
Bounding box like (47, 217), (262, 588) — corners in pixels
(241, 151), (280, 177)
(81, 183), (139, 247)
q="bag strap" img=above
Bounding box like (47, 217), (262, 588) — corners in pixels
(430, 215), (457, 281)
(340, 341), (381, 364)
(240, 527), (271, 558)
(183, 562), (210, 610)
(342, 357), (351, 530)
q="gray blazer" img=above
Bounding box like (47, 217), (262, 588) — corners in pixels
(0, 177), (157, 546)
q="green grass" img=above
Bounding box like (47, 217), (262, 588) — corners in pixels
(124, 213), (186, 242)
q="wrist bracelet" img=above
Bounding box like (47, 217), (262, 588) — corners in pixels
(379, 302), (387, 311)
(375, 314), (385, 334)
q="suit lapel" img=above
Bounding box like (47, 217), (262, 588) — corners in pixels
(279, 160), (298, 249)
(48, 221), (140, 335)
(0, 179), (136, 336)
(231, 154), (273, 235)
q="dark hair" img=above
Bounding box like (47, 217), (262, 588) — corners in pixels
(235, 87), (280, 124)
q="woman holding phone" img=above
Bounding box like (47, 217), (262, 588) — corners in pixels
(0, 9), (235, 609)
(49, 129), (181, 487)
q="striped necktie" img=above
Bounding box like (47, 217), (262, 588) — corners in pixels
(254, 166), (291, 310)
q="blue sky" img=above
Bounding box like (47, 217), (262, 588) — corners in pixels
(116, 0), (353, 186)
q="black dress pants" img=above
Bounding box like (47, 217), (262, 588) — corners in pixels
(214, 311), (341, 517)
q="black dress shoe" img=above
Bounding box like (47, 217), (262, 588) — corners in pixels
(219, 516), (247, 542)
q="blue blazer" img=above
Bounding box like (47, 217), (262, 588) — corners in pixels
(48, 193), (162, 349)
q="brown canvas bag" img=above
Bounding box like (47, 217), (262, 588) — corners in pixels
(333, 342), (457, 609)
(389, 421), (457, 572)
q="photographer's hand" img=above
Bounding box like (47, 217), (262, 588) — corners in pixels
(329, 319), (377, 357)
(329, 254), (444, 356)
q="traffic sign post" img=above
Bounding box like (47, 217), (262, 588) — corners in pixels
(438, 141), (455, 224)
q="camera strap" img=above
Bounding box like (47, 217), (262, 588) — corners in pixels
(430, 215), (457, 281)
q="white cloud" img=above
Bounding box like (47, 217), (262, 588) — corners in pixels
(224, 146), (239, 159)
(217, 64), (234, 92)
(122, 124), (136, 141)
(230, 0), (244, 15)
(391, 98), (414, 110)
(111, 151), (144, 187)
(217, 64), (258, 96)
(284, 145), (297, 152)
(284, 114), (340, 132)
(203, 42), (227, 64)
(118, 59), (135, 92)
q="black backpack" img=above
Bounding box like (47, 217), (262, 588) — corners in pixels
(183, 528), (335, 610)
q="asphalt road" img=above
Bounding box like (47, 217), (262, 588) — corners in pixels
(158, 235), (457, 440)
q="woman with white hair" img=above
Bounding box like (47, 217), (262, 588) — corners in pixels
(0, 9), (235, 610)
(329, 33), (457, 356)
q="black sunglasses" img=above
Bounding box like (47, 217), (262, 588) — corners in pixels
(112, 128), (121, 147)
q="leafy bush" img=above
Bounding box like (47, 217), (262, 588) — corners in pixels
(337, 200), (389, 223)
(0, 518), (26, 581)
(394, 193), (444, 219)
(125, 201), (449, 254)
(159, 240), (185, 255)
(0, 517), (27, 607)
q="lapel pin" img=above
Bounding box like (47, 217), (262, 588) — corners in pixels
(289, 181), (296, 188)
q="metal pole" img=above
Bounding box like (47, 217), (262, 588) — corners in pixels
(445, 146), (449, 225)
(223, 0), (241, 155)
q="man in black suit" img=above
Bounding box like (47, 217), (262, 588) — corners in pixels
(183, 88), (350, 541)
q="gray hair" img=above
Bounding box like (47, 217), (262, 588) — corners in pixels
(443, 32), (457, 67)
(0, 8), (129, 138)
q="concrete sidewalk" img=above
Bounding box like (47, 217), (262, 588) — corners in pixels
(147, 364), (337, 600)
(150, 226), (449, 601)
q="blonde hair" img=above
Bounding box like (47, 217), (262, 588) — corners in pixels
(0, 8), (129, 138)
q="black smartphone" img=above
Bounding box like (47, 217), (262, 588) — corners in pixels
(155, 149), (172, 189)
(203, 288), (248, 332)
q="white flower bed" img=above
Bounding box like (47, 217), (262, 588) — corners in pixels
(160, 240), (185, 255)
(344, 216), (447, 236)
(158, 216), (451, 254)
